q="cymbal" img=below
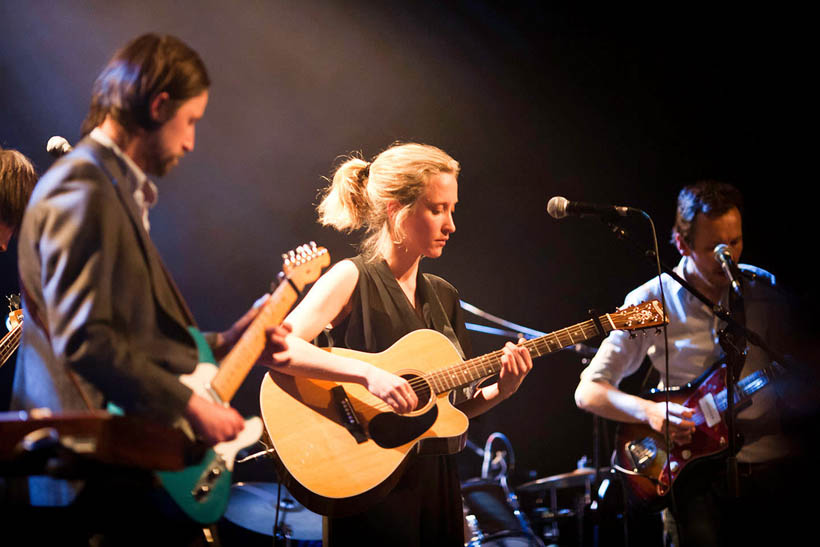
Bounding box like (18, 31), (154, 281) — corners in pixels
(516, 468), (596, 493)
(223, 482), (322, 540)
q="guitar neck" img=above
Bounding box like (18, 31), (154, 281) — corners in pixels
(709, 364), (781, 419)
(426, 314), (616, 394)
(209, 281), (299, 402)
(0, 323), (22, 367)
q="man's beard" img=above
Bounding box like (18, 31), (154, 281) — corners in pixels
(141, 132), (180, 177)
(151, 154), (178, 177)
(144, 146), (179, 177)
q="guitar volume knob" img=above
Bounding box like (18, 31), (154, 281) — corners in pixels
(192, 484), (211, 500)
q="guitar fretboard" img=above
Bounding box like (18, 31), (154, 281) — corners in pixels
(691, 365), (781, 426)
(210, 281), (299, 402)
(425, 316), (614, 394)
(0, 323), (22, 367)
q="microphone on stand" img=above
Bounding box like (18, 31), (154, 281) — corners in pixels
(713, 244), (743, 297)
(46, 136), (72, 158)
(546, 196), (636, 219)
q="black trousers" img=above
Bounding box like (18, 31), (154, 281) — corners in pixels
(670, 457), (812, 547)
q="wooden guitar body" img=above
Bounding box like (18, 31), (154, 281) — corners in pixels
(260, 300), (665, 516)
(614, 363), (741, 511)
(260, 329), (469, 517)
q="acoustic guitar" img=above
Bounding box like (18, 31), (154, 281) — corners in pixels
(259, 300), (666, 516)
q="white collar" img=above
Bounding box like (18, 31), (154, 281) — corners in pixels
(89, 127), (159, 230)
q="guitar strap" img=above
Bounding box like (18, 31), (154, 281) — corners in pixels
(418, 273), (466, 360)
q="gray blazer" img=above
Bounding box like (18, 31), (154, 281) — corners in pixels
(12, 137), (201, 425)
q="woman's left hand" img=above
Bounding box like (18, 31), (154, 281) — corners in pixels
(497, 339), (532, 399)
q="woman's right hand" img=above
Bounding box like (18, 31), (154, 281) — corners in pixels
(364, 366), (418, 414)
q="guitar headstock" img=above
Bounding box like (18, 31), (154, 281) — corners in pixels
(6, 293), (20, 312)
(608, 300), (666, 332)
(281, 242), (331, 291)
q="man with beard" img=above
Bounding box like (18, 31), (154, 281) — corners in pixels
(10, 33), (269, 544)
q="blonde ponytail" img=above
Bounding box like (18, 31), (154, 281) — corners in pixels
(317, 143), (459, 261)
(317, 157), (372, 231)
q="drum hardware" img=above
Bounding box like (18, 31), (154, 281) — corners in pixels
(222, 481), (322, 544)
(462, 478), (545, 547)
(516, 462), (607, 546)
(462, 432), (544, 546)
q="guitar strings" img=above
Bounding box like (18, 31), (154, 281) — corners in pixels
(357, 310), (657, 413)
(0, 326), (22, 365)
(395, 325), (592, 397)
(365, 335), (568, 413)
(400, 322), (596, 393)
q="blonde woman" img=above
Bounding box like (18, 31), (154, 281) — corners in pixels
(269, 142), (532, 546)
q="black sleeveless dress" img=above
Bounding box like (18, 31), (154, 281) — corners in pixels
(323, 256), (473, 547)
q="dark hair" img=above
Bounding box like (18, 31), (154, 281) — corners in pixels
(672, 180), (743, 246)
(80, 33), (210, 136)
(0, 147), (37, 229)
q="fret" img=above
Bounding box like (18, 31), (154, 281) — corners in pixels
(434, 372), (445, 394)
(706, 366), (775, 417)
(429, 371), (442, 394)
(448, 369), (459, 390)
(552, 332), (562, 351)
(479, 357), (493, 379)
(419, 301), (664, 397)
(459, 362), (472, 385)
(430, 370), (441, 392)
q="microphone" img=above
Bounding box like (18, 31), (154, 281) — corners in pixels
(46, 136), (72, 158)
(547, 196), (633, 219)
(713, 244), (743, 297)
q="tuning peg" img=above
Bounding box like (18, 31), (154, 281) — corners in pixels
(629, 332), (637, 339)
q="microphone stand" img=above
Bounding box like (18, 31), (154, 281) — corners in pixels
(602, 216), (788, 501)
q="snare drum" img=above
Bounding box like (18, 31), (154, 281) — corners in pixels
(461, 478), (544, 547)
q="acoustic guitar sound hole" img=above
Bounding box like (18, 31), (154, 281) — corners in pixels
(401, 373), (432, 412)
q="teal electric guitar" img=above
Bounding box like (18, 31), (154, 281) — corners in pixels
(155, 243), (330, 523)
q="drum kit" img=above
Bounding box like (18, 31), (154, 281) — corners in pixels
(461, 467), (604, 547)
(460, 433), (609, 547)
(219, 469), (602, 547)
(218, 440), (605, 547)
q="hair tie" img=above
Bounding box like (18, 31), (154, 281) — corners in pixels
(358, 162), (371, 183)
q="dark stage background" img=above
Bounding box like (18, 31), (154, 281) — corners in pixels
(1, 0), (813, 504)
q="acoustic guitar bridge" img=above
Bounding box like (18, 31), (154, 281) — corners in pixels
(331, 386), (367, 444)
